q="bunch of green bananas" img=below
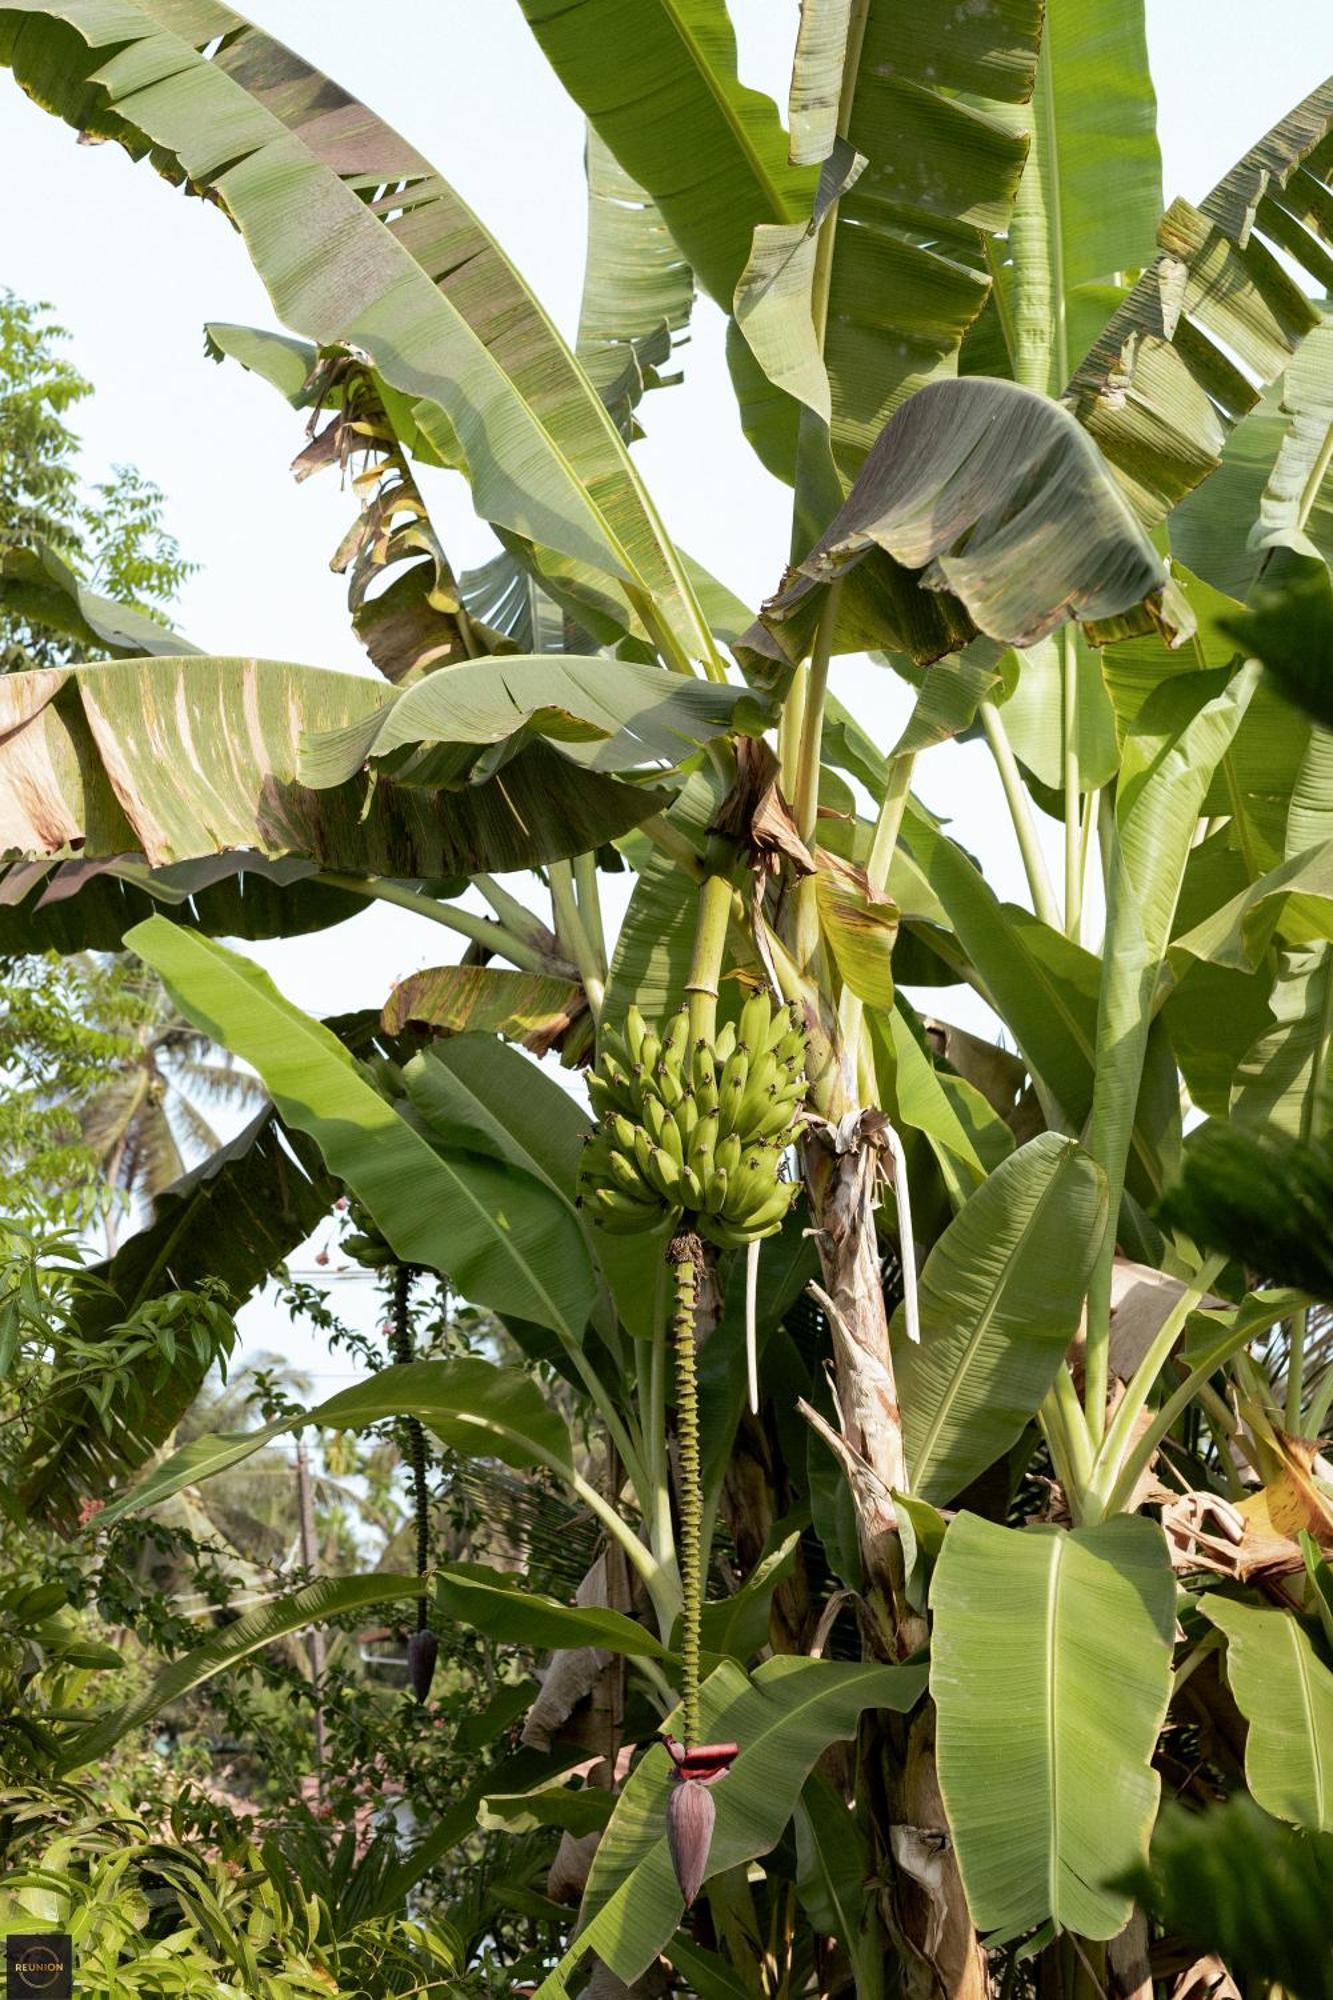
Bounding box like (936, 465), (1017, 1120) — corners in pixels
(578, 991), (806, 1248)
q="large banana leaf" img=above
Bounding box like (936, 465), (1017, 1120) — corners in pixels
(998, 0), (1162, 397)
(127, 919), (597, 1338)
(537, 1655), (925, 1996)
(63, 1572), (423, 1771)
(1088, 665), (1258, 1314)
(22, 1107), (335, 1527)
(1202, 1596), (1333, 1832)
(931, 1512), (1175, 1938)
(99, 1356), (574, 1529)
(298, 654), (773, 790)
(0, 855), (369, 954)
(0, 657), (670, 877)
(434, 1562), (665, 1660)
(895, 1135), (1107, 1504)
(749, 0), (1041, 476)
(515, 0), (814, 317)
(1066, 80), (1333, 526)
(745, 377), (1190, 672)
(0, 0), (714, 660)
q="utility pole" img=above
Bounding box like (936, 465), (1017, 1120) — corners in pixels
(295, 1440), (327, 1800)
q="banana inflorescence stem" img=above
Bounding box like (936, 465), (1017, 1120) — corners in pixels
(670, 1229), (705, 1747)
(392, 1264), (431, 1631)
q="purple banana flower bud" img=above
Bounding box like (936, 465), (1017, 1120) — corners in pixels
(666, 1777), (716, 1907)
(407, 1627), (438, 1704)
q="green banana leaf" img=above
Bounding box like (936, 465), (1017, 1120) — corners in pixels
(0, 855), (371, 956)
(795, 1773), (881, 1994)
(895, 1134), (1108, 1504)
(576, 128), (693, 436)
(1066, 80), (1333, 526)
(0, 0), (715, 660)
(931, 1511), (1175, 1938)
(1202, 1596), (1333, 1831)
(63, 1572), (424, 1770)
(127, 921), (597, 1338)
(537, 1655), (926, 1996)
(1172, 318), (1333, 602)
(900, 801), (1181, 1214)
(99, 1357), (575, 1530)
(401, 1036), (588, 1202)
(996, 0), (1162, 397)
(435, 1562), (665, 1659)
(0, 657), (672, 878)
(515, 0), (811, 328)
(1088, 665), (1258, 1297)
(21, 1107), (335, 1527)
(298, 654), (773, 790)
(478, 1783), (616, 1840)
(1173, 839), (1333, 971)
(1231, 942), (1333, 1136)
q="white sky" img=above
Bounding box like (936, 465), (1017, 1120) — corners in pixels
(4, 2), (1332, 1388)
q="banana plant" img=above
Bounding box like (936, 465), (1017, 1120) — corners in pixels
(3, 2), (1333, 1995)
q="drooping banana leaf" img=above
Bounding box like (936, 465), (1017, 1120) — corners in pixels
(895, 1134), (1108, 1505)
(0, 657), (672, 877)
(931, 1511), (1176, 1938)
(20, 1106), (335, 1527)
(435, 1562), (665, 1660)
(297, 654), (773, 791)
(0, 540), (202, 659)
(0, 855), (370, 954)
(127, 919), (597, 1339)
(0, 0), (716, 664)
(1065, 80), (1333, 526)
(98, 1356), (576, 1529)
(743, 377), (1191, 673)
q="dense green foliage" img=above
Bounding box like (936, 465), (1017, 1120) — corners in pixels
(0, 5), (1330, 1997)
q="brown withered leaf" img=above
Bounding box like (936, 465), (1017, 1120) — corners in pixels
(710, 736), (814, 876)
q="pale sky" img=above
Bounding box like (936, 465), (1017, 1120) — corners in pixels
(3, 2), (1331, 1387)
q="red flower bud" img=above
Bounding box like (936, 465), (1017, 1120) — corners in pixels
(667, 1777), (716, 1907)
(407, 1628), (438, 1704)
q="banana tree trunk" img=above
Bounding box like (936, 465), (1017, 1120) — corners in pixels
(805, 1112), (990, 2000)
